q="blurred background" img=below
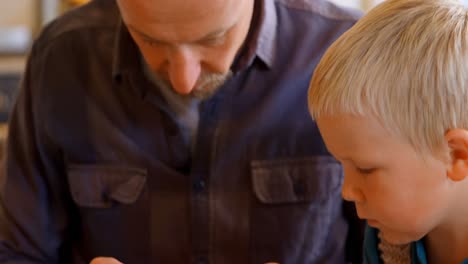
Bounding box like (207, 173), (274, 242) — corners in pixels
(0, 0), (90, 157)
(0, 0), (466, 154)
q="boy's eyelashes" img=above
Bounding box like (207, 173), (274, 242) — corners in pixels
(356, 167), (376, 175)
(332, 157), (378, 175)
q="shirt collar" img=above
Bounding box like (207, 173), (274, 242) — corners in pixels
(255, 0), (277, 68)
(233, 0), (277, 71)
(413, 239), (427, 264)
(112, 19), (144, 83)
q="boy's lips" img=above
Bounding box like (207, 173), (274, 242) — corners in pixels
(357, 211), (379, 227)
(366, 219), (379, 227)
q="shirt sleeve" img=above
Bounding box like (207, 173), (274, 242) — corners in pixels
(0, 44), (72, 263)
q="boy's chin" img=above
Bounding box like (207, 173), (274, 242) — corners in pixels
(378, 229), (425, 246)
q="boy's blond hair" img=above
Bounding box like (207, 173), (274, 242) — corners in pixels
(308, 0), (468, 154)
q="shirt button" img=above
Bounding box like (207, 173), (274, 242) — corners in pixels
(192, 179), (206, 192)
(293, 180), (305, 196)
(195, 256), (208, 264)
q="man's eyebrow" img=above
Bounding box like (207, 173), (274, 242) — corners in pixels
(127, 25), (161, 43)
(127, 23), (235, 44)
(199, 27), (231, 41)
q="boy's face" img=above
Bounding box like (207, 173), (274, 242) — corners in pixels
(316, 114), (453, 245)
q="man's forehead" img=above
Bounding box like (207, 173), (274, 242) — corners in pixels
(117, 0), (245, 43)
(118, 0), (238, 22)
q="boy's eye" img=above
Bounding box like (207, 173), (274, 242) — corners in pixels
(356, 167), (376, 175)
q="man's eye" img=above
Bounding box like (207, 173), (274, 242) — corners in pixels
(142, 38), (161, 46)
(200, 36), (225, 46)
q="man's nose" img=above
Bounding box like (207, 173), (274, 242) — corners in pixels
(341, 172), (365, 203)
(168, 47), (201, 95)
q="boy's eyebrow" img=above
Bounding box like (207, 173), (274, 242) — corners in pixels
(127, 24), (234, 45)
(333, 155), (353, 163)
(336, 157), (350, 163)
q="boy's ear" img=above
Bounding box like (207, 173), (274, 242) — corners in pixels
(445, 129), (468, 181)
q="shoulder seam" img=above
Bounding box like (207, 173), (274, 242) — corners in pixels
(34, 24), (116, 54)
(275, 0), (361, 22)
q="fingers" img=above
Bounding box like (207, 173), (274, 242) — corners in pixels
(89, 257), (124, 264)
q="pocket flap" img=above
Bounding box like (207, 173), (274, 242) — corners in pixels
(67, 165), (147, 208)
(251, 156), (342, 204)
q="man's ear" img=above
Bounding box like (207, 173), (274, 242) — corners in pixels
(445, 129), (468, 181)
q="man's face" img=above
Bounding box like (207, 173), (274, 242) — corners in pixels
(117, 0), (254, 99)
(317, 114), (453, 245)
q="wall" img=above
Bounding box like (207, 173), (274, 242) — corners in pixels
(0, 0), (38, 29)
(328, 0), (384, 10)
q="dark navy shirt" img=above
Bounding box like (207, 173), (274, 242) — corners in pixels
(0, 0), (362, 263)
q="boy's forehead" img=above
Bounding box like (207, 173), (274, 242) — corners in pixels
(316, 114), (395, 157)
(316, 114), (377, 132)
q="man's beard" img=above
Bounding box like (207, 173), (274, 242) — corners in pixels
(153, 70), (233, 101)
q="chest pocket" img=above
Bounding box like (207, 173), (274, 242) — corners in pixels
(67, 164), (147, 208)
(66, 164), (150, 263)
(251, 156), (341, 204)
(249, 156), (345, 264)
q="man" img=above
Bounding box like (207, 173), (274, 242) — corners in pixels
(0, 0), (362, 263)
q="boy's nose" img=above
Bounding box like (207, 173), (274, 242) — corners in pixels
(341, 175), (365, 203)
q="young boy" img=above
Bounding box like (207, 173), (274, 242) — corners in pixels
(307, 0), (468, 263)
